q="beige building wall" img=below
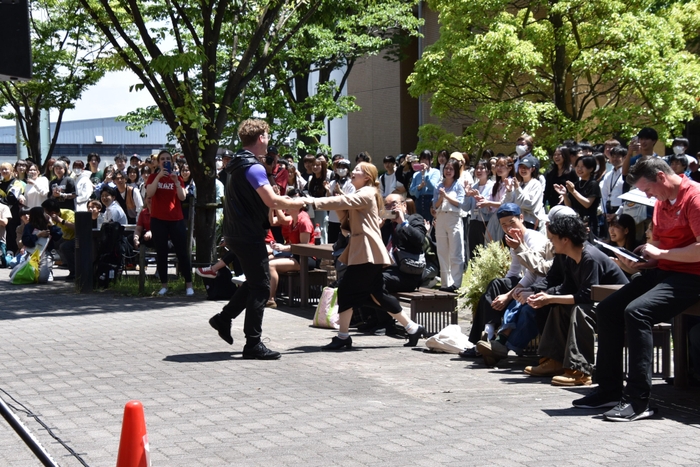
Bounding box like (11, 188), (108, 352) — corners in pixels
(347, 2), (464, 159)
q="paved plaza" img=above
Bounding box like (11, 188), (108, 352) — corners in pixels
(1, 268), (700, 466)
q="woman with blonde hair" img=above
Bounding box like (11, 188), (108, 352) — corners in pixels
(305, 162), (426, 350)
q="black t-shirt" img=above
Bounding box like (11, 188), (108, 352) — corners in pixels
(49, 176), (76, 210)
(544, 167), (577, 209)
(567, 178), (601, 233)
(307, 175), (327, 198)
(546, 242), (628, 303)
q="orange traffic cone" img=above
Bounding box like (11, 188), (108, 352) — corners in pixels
(115, 400), (151, 467)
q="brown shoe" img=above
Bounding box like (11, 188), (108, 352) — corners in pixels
(266, 299), (277, 309)
(524, 358), (564, 377)
(551, 369), (592, 386)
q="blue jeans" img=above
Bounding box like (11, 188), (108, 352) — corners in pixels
(501, 301), (539, 354)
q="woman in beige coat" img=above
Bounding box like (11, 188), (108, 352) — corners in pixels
(307, 162), (426, 350)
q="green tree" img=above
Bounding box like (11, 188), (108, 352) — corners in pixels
(408, 0), (700, 153)
(77, 0), (323, 262)
(0, 0), (109, 167)
(248, 0), (421, 156)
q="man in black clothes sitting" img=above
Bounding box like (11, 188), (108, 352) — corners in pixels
(524, 215), (628, 386)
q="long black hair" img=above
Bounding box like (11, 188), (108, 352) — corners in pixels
(29, 206), (49, 231)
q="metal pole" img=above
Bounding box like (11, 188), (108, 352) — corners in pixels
(75, 211), (93, 293)
(0, 396), (58, 467)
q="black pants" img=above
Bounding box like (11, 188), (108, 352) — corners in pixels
(150, 217), (192, 284)
(596, 269), (700, 410)
(220, 239), (270, 345)
(327, 222), (341, 245)
(468, 219), (487, 261)
(468, 276), (520, 344)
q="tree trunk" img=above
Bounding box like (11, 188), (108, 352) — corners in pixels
(186, 140), (218, 266)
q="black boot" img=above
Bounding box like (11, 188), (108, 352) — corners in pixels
(209, 313), (233, 345)
(404, 325), (426, 347)
(242, 341), (281, 360)
(322, 336), (352, 350)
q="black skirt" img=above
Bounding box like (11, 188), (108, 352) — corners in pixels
(337, 263), (385, 312)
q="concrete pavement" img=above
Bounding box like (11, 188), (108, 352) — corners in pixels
(1, 268), (700, 466)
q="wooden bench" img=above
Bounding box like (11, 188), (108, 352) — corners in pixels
(277, 269), (328, 307)
(592, 284), (699, 388)
(393, 287), (458, 336)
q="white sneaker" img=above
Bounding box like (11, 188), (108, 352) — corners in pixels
(185, 287), (195, 296)
(158, 287), (168, 296)
(231, 274), (246, 285)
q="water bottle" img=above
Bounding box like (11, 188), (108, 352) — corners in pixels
(314, 224), (321, 245)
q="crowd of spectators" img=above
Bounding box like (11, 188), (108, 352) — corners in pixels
(3, 124), (700, 421)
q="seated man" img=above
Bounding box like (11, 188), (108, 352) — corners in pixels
(101, 185), (128, 225)
(383, 193), (427, 294)
(463, 203), (548, 356)
(476, 206), (579, 364)
(574, 158), (700, 421)
(525, 216), (628, 386)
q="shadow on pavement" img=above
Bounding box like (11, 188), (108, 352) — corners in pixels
(163, 352), (237, 362)
(0, 277), (206, 320)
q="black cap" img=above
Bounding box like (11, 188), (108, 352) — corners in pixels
(267, 145), (279, 155)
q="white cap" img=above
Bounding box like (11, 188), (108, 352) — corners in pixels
(548, 205), (578, 223)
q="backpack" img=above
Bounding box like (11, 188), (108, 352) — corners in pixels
(203, 267), (238, 300)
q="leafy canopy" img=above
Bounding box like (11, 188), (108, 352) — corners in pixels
(408, 0), (700, 152)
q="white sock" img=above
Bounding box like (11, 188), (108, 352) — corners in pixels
(485, 324), (495, 340)
(405, 321), (419, 334)
(338, 332), (350, 340)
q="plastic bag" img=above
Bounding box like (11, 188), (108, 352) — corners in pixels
(313, 287), (339, 329)
(11, 249), (40, 284)
(425, 324), (472, 354)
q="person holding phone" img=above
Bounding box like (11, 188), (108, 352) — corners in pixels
(145, 150), (193, 297)
(574, 158), (700, 421)
(409, 150), (441, 223)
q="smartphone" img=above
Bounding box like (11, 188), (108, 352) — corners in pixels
(163, 161), (172, 173)
(381, 210), (397, 220)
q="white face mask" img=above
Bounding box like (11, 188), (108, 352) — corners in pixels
(73, 169), (82, 176)
(673, 145), (685, 155)
(515, 144), (529, 156)
(216, 160), (223, 170)
(336, 168), (348, 177)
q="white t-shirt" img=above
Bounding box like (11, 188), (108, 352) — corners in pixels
(380, 172), (403, 198)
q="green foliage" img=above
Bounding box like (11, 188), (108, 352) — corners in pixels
(459, 241), (511, 318)
(0, 0), (111, 164)
(229, 0), (422, 154)
(409, 0), (700, 153)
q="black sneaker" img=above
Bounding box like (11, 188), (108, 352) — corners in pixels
(242, 341), (281, 360)
(603, 402), (657, 422)
(458, 347), (481, 359)
(572, 389), (620, 409)
(208, 314), (233, 345)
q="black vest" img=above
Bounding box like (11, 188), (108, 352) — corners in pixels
(223, 150), (270, 241)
